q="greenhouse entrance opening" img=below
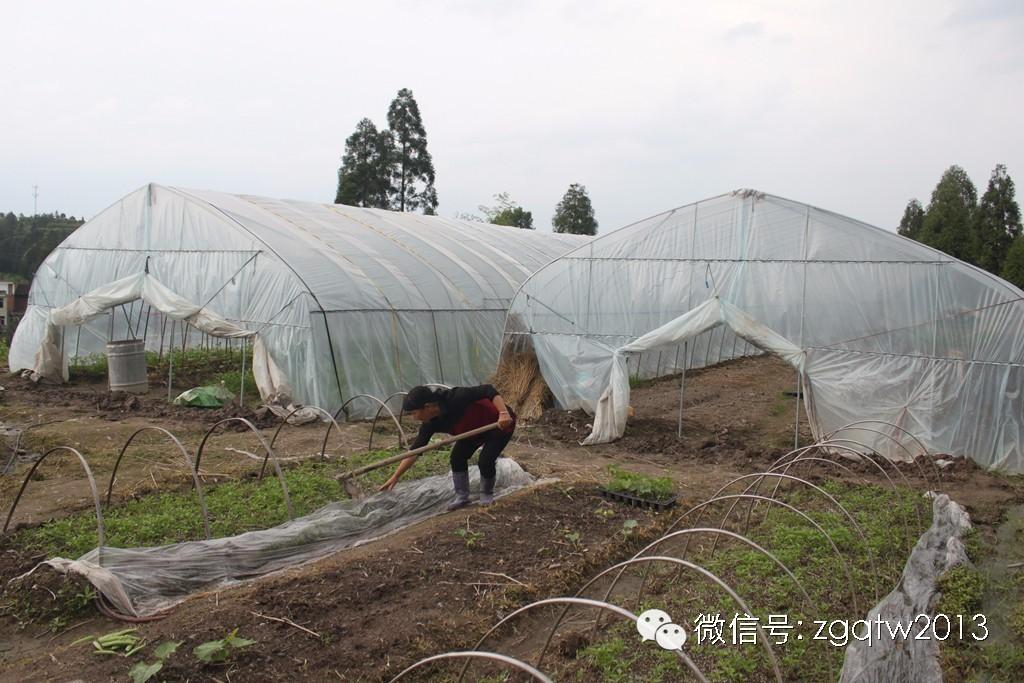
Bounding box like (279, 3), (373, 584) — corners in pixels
(581, 296), (809, 446)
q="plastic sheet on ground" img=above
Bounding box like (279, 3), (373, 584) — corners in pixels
(44, 459), (535, 617)
(839, 493), (972, 682)
(172, 384), (236, 408)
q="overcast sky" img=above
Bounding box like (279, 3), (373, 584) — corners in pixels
(2, 0), (1022, 234)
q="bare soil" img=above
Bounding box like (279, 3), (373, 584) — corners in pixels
(1, 355), (1021, 682)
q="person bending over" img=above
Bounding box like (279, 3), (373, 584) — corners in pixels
(380, 384), (516, 508)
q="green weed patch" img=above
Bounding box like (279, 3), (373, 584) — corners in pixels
(564, 480), (929, 682)
(13, 446), (453, 558)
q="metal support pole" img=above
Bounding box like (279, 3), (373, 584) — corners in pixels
(167, 320), (174, 402)
(677, 341), (689, 438)
(239, 338), (247, 406)
(158, 315), (166, 361)
(134, 300), (145, 338)
(795, 205), (810, 451)
(430, 311), (444, 383)
(793, 369), (801, 450)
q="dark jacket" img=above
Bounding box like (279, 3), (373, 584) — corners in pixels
(409, 384), (510, 449)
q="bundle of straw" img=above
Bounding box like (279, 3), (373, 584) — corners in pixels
(491, 349), (551, 421)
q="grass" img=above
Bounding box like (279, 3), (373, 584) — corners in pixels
(561, 479), (930, 682)
(936, 565), (985, 618)
(0, 336), (8, 367)
(13, 446), (454, 558)
(938, 505), (1024, 682)
(769, 391), (799, 417)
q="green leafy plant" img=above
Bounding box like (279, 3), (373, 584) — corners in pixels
(564, 529), (583, 549)
(129, 641), (182, 683)
(454, 525), (484, 549)
(71, 627), (145, 656)
(68, 352), (108, 380)
(621, 519), (639, 537)
(604, 465), (675, 500)
(193, 629), (255, 663)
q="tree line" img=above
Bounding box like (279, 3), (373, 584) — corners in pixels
(334, 88), (438, 214)
(898, 164), (1023, 288)
(334, 88), (598, 235)
(0, 212), (83, 281)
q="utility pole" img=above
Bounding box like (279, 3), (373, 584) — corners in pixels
(32, 185), (39, 216)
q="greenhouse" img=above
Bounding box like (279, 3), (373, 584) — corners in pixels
(9, 183), (585, 415)
(504, 189), (1024, 473)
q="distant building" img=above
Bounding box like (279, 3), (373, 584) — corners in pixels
(0, 281), (29, 331)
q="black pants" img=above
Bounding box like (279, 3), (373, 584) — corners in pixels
(450, 428), (513, 479)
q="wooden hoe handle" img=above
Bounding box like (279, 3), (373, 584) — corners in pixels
(335, 422), (502, 481)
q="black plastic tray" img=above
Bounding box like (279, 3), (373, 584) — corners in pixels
(597, 487), (678, 511)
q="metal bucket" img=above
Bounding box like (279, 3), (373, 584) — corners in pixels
(107, 339), (148, 393)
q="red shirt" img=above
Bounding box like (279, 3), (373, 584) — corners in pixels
(452, 398), (501, 435)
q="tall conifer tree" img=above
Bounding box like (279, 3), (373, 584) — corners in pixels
(335, 118), (394, 209)
(552, 184), (598, 235)
(974, 164), (1021, 274)
(919, 165), (978, 263)
(386, 89), (438, 214)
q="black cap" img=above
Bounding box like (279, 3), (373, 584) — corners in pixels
(403, 386), (440, 412)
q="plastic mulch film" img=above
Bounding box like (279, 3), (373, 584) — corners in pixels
(43, 459), (534, 617)
(839, 493), (973, 682)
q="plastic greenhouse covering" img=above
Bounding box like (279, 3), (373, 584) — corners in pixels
(503, 190), (1024, 473)
(9, 184), (586, 416)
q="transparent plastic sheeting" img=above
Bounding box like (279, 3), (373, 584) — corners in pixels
(27, 272), (291, 403)
(43, 459), (534, 617)
(582, 297), (805, 444)
(505, 190), (1024, 472)
(9, 184), (586, 417)
(839, 493), (972, 682)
